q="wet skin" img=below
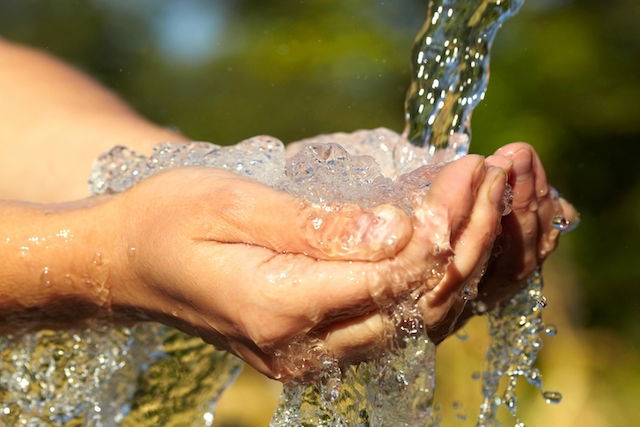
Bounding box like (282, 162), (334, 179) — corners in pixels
(91, 154), (498, 379)
(0, 40), (577, 381)
(109, 143), (574, 380)
(0, 144), (576, 381)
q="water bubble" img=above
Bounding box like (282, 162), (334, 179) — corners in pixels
(311, 217), (323, 230)
(551, 215), (570, 231)
(523, 369), (541, 388)
(203, 411), (214, 426)
(544, 325), (558, 336)
(471, 371), (481, 381)
(40, 267), (54, 287)
(461, 283), (478, 300)
(542, 391), (562, 404)
(396, 373), (409, 386)
(472, 300), (488, 314)
(93, 252), (103, 266)
(127, 247), (137, 258)
(535, 295), (547, 308)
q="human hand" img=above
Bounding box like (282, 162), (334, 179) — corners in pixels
(103, 157), (505, 380)
(473, 143), (579, 310)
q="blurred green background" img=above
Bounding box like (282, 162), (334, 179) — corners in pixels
(1, 0), (638, 425)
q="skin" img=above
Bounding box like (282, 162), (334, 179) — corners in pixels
(0, 38), (577, 380)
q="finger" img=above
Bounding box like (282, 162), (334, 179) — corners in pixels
(485, 153), (514, 176)
(537, 196), (579, 259)
(205, 176), (413, 262)
(209, 196), (460, 349)
(498, 144), (537, 212)
(428, 167), (506, 309)
(191, 244), (399, 350)
(532, 150), (550, 199)
(496, 146), (540, 278)
(418, 154), (486, 248)
(319, 311), (389, 365)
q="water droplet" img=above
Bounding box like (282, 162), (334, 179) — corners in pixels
(535, 295), (547, 308)
(551, 215), (570, 231)
(396, 373), (409, 386)
(93, 252), (103, 266)
(461, 283), (478, 300)
(127, 247), (137, 258)
(471, 371), (481, 381)
(63, 274), (74, 287)
(311, 217), (323, 230)
(544, 325), (557, 336)
(526, 370), (542, 388)
(542, 390), (562, 404)
(203, 411), (214, 426)
(472, 300), (488, 314)
(40, 267), (54, 287)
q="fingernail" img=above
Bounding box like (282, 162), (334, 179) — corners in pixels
(513, 148), (533, 177)
(489, 169), (507, 205)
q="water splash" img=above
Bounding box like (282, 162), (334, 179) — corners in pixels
(477, 270), (559, 426)
(404, 0), (524, 154)
(270, 299), (439, 427)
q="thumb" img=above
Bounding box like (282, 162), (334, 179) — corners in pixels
(211, 177), (412, 262)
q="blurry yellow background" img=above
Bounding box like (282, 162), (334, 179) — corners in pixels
(2, 0), (638, 425)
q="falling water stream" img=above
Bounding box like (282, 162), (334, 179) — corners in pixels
(0, 0), (572, 426)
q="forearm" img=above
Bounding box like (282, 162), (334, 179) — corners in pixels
(0, 198), (119, 333)
(0, 38), (187, 203)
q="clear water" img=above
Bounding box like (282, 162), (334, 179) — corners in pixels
(92, 129), (446, 427)
(404, 0), (524, 155)
(475, 271), (562, 426)
(0, 0), (569, 425)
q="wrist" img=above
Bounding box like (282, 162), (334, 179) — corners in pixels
(0, 196), (122, 332)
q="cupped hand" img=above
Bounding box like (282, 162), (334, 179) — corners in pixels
(474, 143), (579, 310)
(104, 157), (505, 380)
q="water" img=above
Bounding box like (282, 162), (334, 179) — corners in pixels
(404, 0), (524, 155)
(0, 0), (571, 425)
(476, 270), (558, 426)
(93, 129), (445, 427)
